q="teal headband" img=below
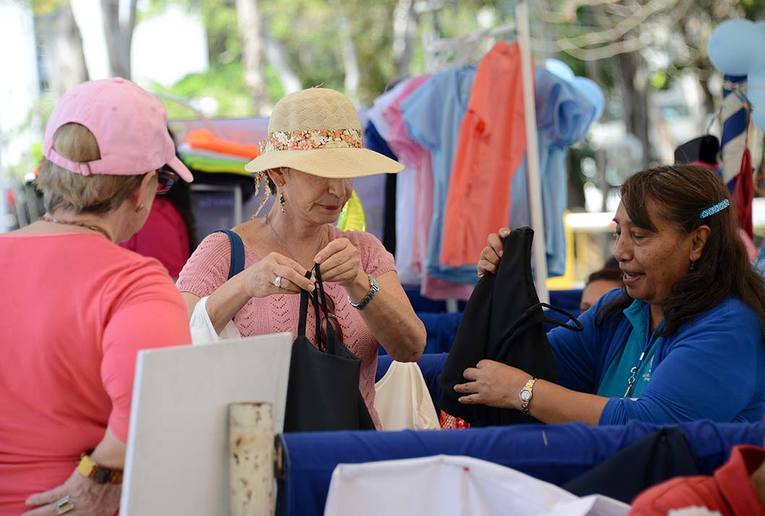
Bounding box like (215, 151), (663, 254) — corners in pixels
(699, 199), (730, 220)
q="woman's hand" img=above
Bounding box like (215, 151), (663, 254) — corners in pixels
(24, 469), (121, 516)
(477, 227), (511, 277)
(454, 360), (528, 410)
(242, 252), (315, 297)
(314, 238), (365, 288)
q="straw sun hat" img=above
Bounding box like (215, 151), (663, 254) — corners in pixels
(245, 88), (404, 178)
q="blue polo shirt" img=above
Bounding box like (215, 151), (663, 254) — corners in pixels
(548, 289), (765, 425)
(597, 300), (660, 398)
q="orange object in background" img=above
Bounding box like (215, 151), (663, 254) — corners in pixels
(186, 129), (261, 159)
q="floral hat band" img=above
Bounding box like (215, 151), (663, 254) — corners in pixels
(260, 128), (363, 153)
(244, 88), (403, 179)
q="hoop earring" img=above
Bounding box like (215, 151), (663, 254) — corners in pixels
(279, 193), (286, 214)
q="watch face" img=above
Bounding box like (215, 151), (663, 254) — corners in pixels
(520, 390), (532, 402)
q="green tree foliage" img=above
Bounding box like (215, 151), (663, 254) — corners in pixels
(146, 0), (497, 116)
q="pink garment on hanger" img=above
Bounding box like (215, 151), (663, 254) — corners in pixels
(376, 76), (431, 284)
(375, 76), (475, 301)
(421, 274), (474, 301)
(440, 41), (527, 267)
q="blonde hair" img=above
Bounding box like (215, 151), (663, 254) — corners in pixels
(253, 168), (281, 216)
(36, 123), (145, 214)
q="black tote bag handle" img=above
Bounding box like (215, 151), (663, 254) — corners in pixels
(539, 303), (585, 332)
(297, 269), (327, 351)
(498, 302), (584, 345)
(312, 265), (343, 355)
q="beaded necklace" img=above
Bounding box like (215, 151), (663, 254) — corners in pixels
(42, 214), (113, 241)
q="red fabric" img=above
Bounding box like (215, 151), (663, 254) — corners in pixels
(119, 197), (190, 278)
(732, 148), (754, 239)
(688, 160), (719, 172)
(630, 445), (765, 516)
(0, 233), (190, 513)
(439, 410), (470, 429)
(440, 41), (527, 267)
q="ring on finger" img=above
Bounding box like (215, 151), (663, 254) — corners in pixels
(273, 275), (283, 289)
(55, 496), (75, 515)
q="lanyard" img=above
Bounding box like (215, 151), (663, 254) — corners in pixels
(623, 325), (660, 398)
(623, 350), (649, 397)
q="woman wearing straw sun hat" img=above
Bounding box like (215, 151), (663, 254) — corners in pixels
(0, 78), (193, 514)
(177, 88), (426, 428)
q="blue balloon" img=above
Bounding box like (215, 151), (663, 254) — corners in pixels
(708, 19), (765, 75)
(571, 76), (605, 120)
(747, 71), (765, 131)
(752, 110), (765, 133)
(545, 59), (575, 81)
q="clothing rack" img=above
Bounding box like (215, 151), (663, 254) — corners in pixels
(422, 1), (549, 303)
(517, 1), (548, 303)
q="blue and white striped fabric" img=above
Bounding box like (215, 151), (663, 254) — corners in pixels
(721, 74), (748, 187)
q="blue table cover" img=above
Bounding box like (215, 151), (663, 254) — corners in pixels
(278, 420), (764, 516)
(404, 287), (583, 314)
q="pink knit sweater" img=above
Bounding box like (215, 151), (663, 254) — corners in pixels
(176, 226), (396, 428)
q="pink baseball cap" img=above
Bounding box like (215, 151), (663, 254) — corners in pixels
(43, 77), (193, 182)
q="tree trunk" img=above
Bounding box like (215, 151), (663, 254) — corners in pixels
(334, 2), (360, 105)
(676, 17), (716, 116)
(236, 0), (269, 115)
(392, 0), (417, 81)
(615, 50), (652, 167)
(263, 33), (302, 95)
(35, 2), (89, 98)
(100, 0), (137, 78)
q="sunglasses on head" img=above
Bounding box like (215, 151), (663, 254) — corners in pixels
(156, 167), (179, 194)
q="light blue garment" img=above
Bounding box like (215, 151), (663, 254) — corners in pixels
(756, 242), (765, 277)
(596, 300), (660, 398)
(511, 69), (597, 277)
(401, 67), (477, 285)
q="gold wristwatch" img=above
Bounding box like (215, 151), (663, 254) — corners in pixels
(77, 453), (123, 484)
(518, 377), (538, 414)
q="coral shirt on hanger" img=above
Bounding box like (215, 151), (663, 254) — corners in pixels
(440, 41), (527, 267)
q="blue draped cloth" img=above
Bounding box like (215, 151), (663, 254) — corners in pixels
(278, 420), (763, 516)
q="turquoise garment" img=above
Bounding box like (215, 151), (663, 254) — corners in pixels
(597, 300), (661, 398)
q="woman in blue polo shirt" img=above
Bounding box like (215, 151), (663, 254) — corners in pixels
(456, 165), (765, 425)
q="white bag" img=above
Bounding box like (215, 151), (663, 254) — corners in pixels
(374, 360), (440, 431)
(324, 455), (629, 516)
(189, 296), (242, 345)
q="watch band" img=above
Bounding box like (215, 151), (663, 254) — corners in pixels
(77, 453), (123, 484)
(519, 377), (538, 414)
(348, 274), (379, 310)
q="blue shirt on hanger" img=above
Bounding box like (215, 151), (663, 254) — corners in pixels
(401, 66), (477, 285)
(511, 69), (597, 277)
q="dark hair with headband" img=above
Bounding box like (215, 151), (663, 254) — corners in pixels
(598, 165), (765, 336)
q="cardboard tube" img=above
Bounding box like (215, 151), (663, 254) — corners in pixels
(229, 402), (274, 516)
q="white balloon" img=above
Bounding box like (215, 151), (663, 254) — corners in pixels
(545, 59), (575, 81)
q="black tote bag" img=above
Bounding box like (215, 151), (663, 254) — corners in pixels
(283, 265), (376, 432)
(439, 227), (582, 426)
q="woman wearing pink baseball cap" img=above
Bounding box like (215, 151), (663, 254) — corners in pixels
(0, 78), (193, 515)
